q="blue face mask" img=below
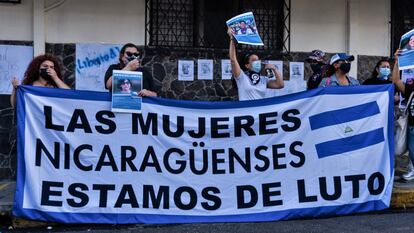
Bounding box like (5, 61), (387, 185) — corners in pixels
(378, 67), (391, 79)
(251, 60), (261, 73)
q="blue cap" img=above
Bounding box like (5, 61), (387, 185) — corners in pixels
(329, 53), (355, 65)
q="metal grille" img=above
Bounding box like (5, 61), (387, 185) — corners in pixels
(391, 0), (414, 55)
(145, 0), (290, 53)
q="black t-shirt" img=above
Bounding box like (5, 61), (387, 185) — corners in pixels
(104, 63), (155, 92)
(362, 77), (392, 85)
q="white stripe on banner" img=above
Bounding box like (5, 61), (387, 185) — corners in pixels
(13, 85), (394, 224)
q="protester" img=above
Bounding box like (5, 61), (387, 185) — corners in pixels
(363, 58), (392, 85)
(10, 54), (70, 108)
(305, 50), (329, 89)
(227, 27), (284, 101)
(319, 53), (359, 87)
(104, 43), (157, 97)
(392, 49), (414, 180)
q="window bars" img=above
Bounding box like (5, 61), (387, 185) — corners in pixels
(145, 0), (291, 53)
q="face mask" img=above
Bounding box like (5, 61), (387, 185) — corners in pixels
(310, 64), (322, 73)
(378, 67), (391, 79)
(39, 68), (51, 80)
(339, 63), (351, 74)
(250, 60), (261, 73)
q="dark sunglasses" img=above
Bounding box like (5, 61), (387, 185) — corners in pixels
(121, 81), (130, 84)
(125, 52), (140, 57)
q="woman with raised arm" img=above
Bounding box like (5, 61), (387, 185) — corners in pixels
(227, 27), (284, 101)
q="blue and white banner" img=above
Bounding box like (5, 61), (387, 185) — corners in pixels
(13, 85), (394, 224)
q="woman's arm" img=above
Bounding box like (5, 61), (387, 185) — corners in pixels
(10, 77), (19, 108)
(392, 49), (404, 94)
(266, 66), (284, 89)
(49, 68), (70, 89)
(228, 27), (241, 78)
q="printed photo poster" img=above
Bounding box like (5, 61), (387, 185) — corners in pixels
(178, 60), (194, 81)
(290, 62), (304, 80)
(111, 70), (142, 113)
(399, 29), (414, 70)
(0, 44), (33, 94)
(265, 60), (284, 98)
(221, 59), (232, 80)
(399, 68), (414, 109)
(76, 43), (121, 91)
(198, 59), (213, 80)
(226, 12), (264, 46)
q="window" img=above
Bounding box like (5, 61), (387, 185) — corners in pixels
(391, 0), (414, 54)
(145, 0), (290, 52)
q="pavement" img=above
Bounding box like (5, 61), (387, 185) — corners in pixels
(2, 153), (414, 229)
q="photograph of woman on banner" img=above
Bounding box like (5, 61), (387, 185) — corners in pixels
(116, 78), (139, 97)
(104, 43), (157, 97)
(227, 27), (284, 101)
(10, 54), (70, 108)
(319, 53), (359, 87)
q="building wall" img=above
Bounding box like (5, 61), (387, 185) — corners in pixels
(0, 0), (145, 44)
(291, 0), (390, 56)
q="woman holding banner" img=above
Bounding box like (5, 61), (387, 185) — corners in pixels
(10, 54), (70, 108)
(392, 49), (414, 181)
(227, 27), (284, 101)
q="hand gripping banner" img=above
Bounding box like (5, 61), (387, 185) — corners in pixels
(13, 85), (394, 224)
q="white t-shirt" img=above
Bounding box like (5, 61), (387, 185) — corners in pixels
(235, 71), (268, 101)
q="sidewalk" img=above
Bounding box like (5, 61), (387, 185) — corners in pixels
(2, 155), (414, 228)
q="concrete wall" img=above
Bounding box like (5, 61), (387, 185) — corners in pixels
(0, 0), (145, 44)
(291, 0), (390, 56)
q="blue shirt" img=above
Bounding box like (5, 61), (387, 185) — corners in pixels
(319, 74), (360, 87)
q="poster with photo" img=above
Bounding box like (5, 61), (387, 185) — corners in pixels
(221, 59), (232, 80)
(399, 29), (414, 70)
(265, 60), (283, 98)
(178, 60), (194, 81)
(399, 68), (414, 109)
(76, 43), (121, 91)
(111, 70), (142, 113)
(198, 59), (213, 80)
(289, 62), (304, 80)
(226, 12), (264, 46)
(0, 44), (33, 94)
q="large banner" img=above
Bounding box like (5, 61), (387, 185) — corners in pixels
(13, 85), (394, 224)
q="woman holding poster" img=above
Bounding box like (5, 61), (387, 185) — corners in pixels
(10, 54), (70, 108)
(227, 28), (284, 101)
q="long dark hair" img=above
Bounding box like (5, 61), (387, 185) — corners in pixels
(118, 43), (140, 68)
(371, 58), (390, 79)
(22, 54), (62, 87)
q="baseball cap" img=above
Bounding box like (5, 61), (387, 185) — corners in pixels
(329, 53), (355, 65)
(306, 50), (326, 63)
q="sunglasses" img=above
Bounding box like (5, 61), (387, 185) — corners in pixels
(121, 81), (130, 84)
(125, 52), (140, 57)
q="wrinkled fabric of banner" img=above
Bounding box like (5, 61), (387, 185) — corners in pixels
(13, 85), (394, 224)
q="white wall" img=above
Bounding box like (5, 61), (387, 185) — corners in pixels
(0, 0), (33, 41)
(45, 0), (146, 44)
(291, 0), (390, 56)
(291, 0), (347, 53)
(0, 0), (146, 44)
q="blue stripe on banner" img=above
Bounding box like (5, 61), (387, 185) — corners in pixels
(12, 200), (387, 224)
(315, 128), (384, 158)
(309, 101), (380, 130)
(20, 84), (393, 110)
